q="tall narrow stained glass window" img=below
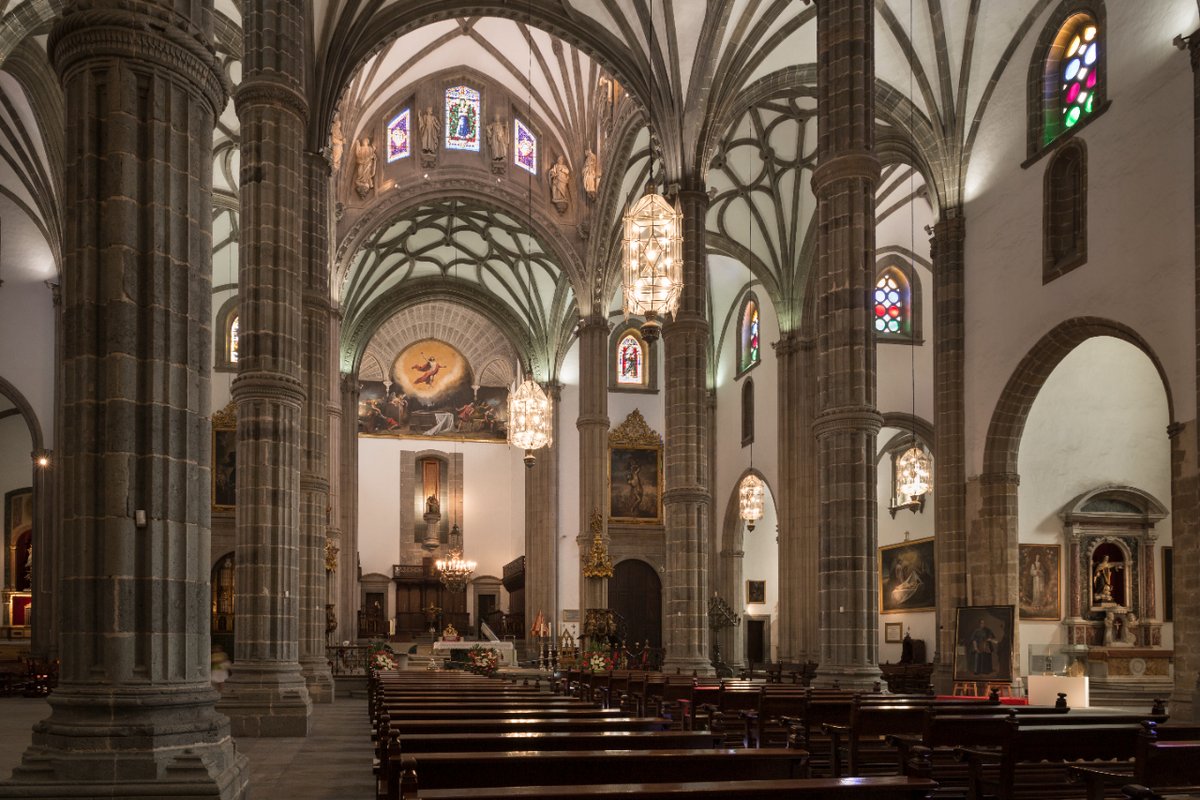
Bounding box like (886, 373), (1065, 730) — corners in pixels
(616, 331), (646, 386)
(229, 315), (240, 363)
(1045, 14), (1101, 146)
(873, 268), (910, 338)
(445, 86), (481, 151)
(387, 108), (411, 162)
(738, 294), (760, 374)
(515, 119), (537, 174)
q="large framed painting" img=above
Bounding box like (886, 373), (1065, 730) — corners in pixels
(211, 402), (237, 510)
(358, 338), (509, 443)
(1019, 544), (1061, 620)
(878, 537), (936, 614)
(953, 605), (1015, 683)
(608, 409), (663, 524)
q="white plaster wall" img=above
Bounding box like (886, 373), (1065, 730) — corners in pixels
(741, 486), (780, 661)
(0, 280), (54, 447)
(963, 1), (1198, 475)
(876, 426), (937, 664)
(0, 415), (33, 506)
(356, 436), (528, 600)
(556, 340), (581, 634)
(1016, 336), (1172, 675)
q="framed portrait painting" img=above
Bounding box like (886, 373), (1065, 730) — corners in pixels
(746, 580), (766, 605)
(211, 402), (236, 510)
(878, 537), (936, 614)
(608, 410), (663, 525)
(1018, 544), (1061, 620)
(953, 605), (1015, 683)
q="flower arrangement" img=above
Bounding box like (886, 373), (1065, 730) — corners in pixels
(586, 649), (615, 673)
(368, 640), (397, 672)
(467, 646), (499, 676)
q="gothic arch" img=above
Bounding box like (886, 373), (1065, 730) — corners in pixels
(717, 467), (777, 671)
(982, 318), (1175, 478)
(0, 374), (44, 454)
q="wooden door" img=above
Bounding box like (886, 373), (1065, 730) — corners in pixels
(746, 619), (766, 664)
(610, 559), (662, 649)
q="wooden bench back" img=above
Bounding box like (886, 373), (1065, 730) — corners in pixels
(399, 776), (939, 800)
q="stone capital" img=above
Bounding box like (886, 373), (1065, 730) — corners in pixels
(662, 487), (710, 506)
(979, 471), (1021, 487)
(575, 414), (610, 430)
(577, 314), (610, 335)
(235, 76), (309, 122)
(231, 371), (306, 408)
(812, 406), (884, 438)
(300, 475), (330, 494)
(810, 151), (881, 195)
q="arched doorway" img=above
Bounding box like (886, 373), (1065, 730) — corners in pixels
(610, 559), (661, 650)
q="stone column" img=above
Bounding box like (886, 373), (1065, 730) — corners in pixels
(0, 0), (248, 795)
(576, 314), (609, 614)
(31, 282), (61, 662)
(717, 548), (745, 672)
(339, 371), (361, 640)
(299, 150), (334, 701)
(218, 0), (313, 736)
(661, 187), (713, 675)
(932, 209), (967, 692)
(526, 383), (560, 635)
(812, 0), (884, 689)
(773, 331), (820, 663)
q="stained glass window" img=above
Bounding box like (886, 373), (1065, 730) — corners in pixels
(515, 118), (537, 174)
(873, 269), (909, 337)
(616, 332), (645, 386)
(739, 295), (760, 374)
(387, 108), (411, 162)
(1060, 18), (1099, 130)
(445, 86), (481, 152)
(229, 315), (240, 363)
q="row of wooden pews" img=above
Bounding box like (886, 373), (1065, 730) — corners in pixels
(369, 668), (936, 800)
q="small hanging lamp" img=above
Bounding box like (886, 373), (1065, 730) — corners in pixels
(508, 376), (553, 468)
(738, 473), (766, 531)
(896, 445), (931, 500)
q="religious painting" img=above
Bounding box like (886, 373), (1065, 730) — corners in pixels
(953, 605), (1015, 683)
(608, 410), (663, 525)
(746, 580), (766, 605)
(1164, 546), (1174, 623)
(1019, 544), (1061, 620)
(878, 537), (935, 614)
(211, 402), (237, 510)
(358, 338), (509, 443)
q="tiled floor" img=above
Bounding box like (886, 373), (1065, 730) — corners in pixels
(0, 694), (374, 799)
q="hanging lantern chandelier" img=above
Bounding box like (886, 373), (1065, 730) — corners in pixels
(436, 523), (476, 593)
(508, 376), (553, 468)
(890, 445), (932, 516)
(738, 473), (766, 531)
(622, 188), (683, 341)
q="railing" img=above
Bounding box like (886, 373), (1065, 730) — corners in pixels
(328, 644), (370, 676)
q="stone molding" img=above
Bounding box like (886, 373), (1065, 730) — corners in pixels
(812, 406), (884, 437)
(231, 372), (307, 408)
(810, 151), (882, 193)
(235, 76), (309, 122)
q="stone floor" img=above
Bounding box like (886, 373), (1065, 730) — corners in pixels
(0, 694), (375, 800)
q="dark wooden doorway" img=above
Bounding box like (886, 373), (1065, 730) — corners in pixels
(746, 618), (767, 664)
(610, 559), (662, 649)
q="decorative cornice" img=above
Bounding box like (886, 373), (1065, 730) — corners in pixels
(608, 408), (662, 448)
(581, 509), (613, 579)
(49, 9), (228, 116)
(211, 401), (236, 430)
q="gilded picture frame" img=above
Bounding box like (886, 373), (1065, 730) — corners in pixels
(953, 605), (1015, 683)
(211, 402), (237, 510)
(746, 580), (766, 604)
(878, 537), (936, 614)
(1018, 543), (1061, 621)
(608, 410), (663, 525)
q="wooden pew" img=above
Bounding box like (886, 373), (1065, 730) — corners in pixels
(1069, 723), (1200, 800)
(397, 776), (938, 800)
(390, 730), (718, 756)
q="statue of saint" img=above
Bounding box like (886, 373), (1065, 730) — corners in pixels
(330, 113), (345, 173)
(425, 494), (440, 516)
(1092, 554), (1123, 603)
(354, 136), (376, 199)
(418, 107), (440, 154)
(486, 113), (507, 162)
(583, 149), (601, 202)
(548, 155), (571, 212)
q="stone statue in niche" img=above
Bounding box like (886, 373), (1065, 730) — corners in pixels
(583, 149), (601, 202)
(548, 155), (571, 213)
(486, 112), (507, 173)
(425, 494), (440, 517)
(330, 112), (345, 173)
(1092, 553), (1124, 604)
(325, 603), (337, 634)
(418, 106), (440, 166)
(354, 136), (376, 199)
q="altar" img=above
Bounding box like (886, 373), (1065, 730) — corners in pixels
(432, 640), (516, 666)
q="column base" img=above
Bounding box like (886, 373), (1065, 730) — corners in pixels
(812, 664), (885, 691)
(301, 656), (336, 703)
(217, 660), (312, 737)
(0, 685), (248, 799)
(661, 655), (716, 677)
(931, 661), (956, 695)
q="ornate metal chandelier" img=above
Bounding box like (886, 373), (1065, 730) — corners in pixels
(738, 473), (766, 531)
(508, 376), (553, 468)
(622, 189), (683, 341)
(436, 523), (476, 593)
(895, 445), (932, 505)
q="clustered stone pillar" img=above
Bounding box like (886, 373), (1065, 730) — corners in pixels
(339, 371), (362, 640)
(661, 186), (713, 675)
(774, 330), (820, 663)
(526, 383), (561, 635)
(299, 150), (334, 702)
(218, 0), (313, 736)
(1, 0), (248, 794)
(932, 209), (968, 691)
(812, 0), (884, 689)
(577, 314), (610, 614)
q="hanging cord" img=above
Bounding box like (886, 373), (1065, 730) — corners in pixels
(746, 104), (755, 474)
(907, 0), (919, 456)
